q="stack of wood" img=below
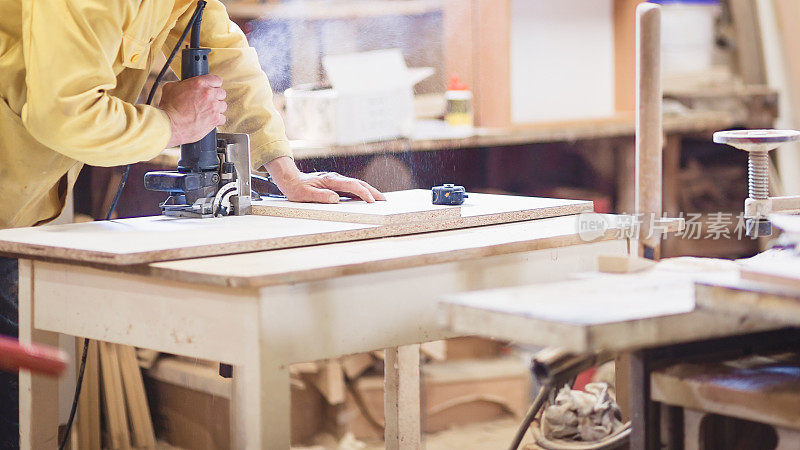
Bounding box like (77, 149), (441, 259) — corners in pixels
(143, 337), (530, 447)
(74, 340), (156, 450)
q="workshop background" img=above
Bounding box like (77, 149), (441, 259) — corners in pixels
(47, 0), (800, 448)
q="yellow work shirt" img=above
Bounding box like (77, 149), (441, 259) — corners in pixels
(0, 0), (291, 229)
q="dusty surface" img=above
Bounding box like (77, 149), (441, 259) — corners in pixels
(294, 418), (534, 450)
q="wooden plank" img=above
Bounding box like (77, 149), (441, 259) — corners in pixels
(252, 190), (463, 225)
(439, 261), (779, 353)
(473, 0), (511, 127)
(98, 342), (131, 450)
(147, 214), (626, 288)
(384, 344), (421, 450)
(0, 215), (379, 265)
(695, 280), (800, 326)
(729, 0), (767, 85)
(341, 353), (375, 379)
(614, 0), (645, 111)
(651, 355), (800, 430)
(308, 360), (346, 405)
(253, 189), (592, 227)
(116, 345), (156, 448)
(77, 339), (101, 450)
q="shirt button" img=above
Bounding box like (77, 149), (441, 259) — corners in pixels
(130, 53), (140, 63)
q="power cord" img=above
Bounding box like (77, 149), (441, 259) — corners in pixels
(58, 3), (207, 448)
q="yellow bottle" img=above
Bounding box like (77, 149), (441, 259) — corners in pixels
(445, 75), (473, 128)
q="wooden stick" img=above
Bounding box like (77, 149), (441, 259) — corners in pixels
(117, 345), (156, 448)
(635, 2), (662, 259)
(98, 342), (131, 450)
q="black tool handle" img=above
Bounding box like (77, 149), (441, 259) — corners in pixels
(177, 2), (218, 174)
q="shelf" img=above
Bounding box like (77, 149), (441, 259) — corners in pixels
(224, 0), (442, 21)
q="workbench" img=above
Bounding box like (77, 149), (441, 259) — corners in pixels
(438, 258), (788, 449)
(4, 209), (630, 449)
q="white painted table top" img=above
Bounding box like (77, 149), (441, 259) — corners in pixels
(439, 258), (778, 353)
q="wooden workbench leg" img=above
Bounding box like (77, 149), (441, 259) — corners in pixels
(18, 259), (60, 449)
(384, 344), (421, 450)
(230, 358), (290, 450)
(629, 349), (660, 450)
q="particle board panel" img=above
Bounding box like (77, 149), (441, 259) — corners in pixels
(0, 192), (591, 266)
(252, 189), (593, 227)
(252, 190), (463, 225)
(0, 215), (380, 265)
(146, 214), (624, 288)
(439, 261), (779, 353)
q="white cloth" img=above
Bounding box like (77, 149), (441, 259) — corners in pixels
(541, 383), (625, 442)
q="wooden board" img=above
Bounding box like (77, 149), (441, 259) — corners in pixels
(253, 190), (462, 225)
(439, 259), (779, 353)
(117, 345), (156, 448)
(146, 214), (625, 288)
(695, 279), (800, 326)
(739, 248), (800, 291)
(651, 354), (800, 430)
(252, 189), (592, 227)
(0, 215), (379, 265)
(0, 191), (589, 265)
(98, 342), (131, 450)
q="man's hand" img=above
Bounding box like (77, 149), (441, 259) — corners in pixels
(266, 156), (386, 203)
(159, 74), (227, 148)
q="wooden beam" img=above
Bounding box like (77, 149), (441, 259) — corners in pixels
(384, 345), (421, 450)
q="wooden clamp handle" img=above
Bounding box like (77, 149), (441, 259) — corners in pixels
(635, 3), (662, 259)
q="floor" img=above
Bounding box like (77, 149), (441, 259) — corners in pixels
(295, 418), (535, 450)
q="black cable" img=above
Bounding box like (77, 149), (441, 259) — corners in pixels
(58, 3), (207, 448)
(58, 339), (89, 450)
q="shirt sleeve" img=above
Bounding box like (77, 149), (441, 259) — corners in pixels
(20, 0), (172, 167)
(164, 0), (292, 170)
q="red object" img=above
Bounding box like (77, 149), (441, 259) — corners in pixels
(448, 74), (468, 91)
(573, 367), (598, 392)
(0, 335), (68, 377)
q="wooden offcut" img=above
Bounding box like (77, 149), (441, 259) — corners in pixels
(117, 345), (156, 448)
(98, 342), (131, 450)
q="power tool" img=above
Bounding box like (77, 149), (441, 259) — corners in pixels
(143, 2), (253, 218)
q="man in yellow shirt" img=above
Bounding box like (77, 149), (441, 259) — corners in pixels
(0, 0), (384, 446)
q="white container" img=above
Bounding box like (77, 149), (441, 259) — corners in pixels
(284, 49), (433, 146)
(659, 1), (720, 76)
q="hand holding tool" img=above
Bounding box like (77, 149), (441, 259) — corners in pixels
(144, 1), (253, 218)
